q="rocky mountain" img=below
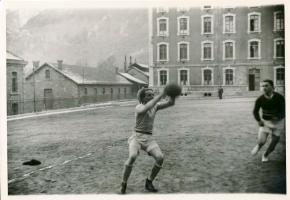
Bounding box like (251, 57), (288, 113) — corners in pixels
(6, 9), (149, 71)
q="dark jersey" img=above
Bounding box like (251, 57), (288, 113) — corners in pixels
(253, 92), (285, 121)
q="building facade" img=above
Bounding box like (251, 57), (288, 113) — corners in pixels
(6, 51), (28, 115)
(24, 61), (138, 113)
(150, 5), (284, 96)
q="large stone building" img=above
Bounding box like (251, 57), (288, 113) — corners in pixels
(6, 51), (28, 115)
(149, 5), (284, 96)
(24, 60), (144, 113)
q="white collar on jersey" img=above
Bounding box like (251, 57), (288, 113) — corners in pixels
(264, 92), (274, 99)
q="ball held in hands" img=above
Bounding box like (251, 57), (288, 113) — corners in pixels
(164, 83), (182, 97)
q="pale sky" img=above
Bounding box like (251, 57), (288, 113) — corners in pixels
(17, 9), (43, 26)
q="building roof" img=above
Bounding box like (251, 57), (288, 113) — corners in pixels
(119, 72), (148, 85)
(26, 62), (133, 85)
(6, 51), (25, 61)
(6, 51), (28, 66)
(129, 62), (149, 72)
(137, 63), (149, 69)
(129, 66), (149, 77)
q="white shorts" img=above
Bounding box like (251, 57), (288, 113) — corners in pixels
(128, 132), (160, 155)
(259, 119), (285, 137)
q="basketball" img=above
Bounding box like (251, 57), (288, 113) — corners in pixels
(164, 83), (182, 97)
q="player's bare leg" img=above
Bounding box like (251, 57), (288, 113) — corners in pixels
(121, 147), (139, 194)
(146, 148), (164, 192)
(251, 129), (269, 155)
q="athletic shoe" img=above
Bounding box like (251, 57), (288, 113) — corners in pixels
(120, 182), (127, 194)
(262, 154), (269, 162)
(251, 145), (259, 156)
(145, 178), (158, 192)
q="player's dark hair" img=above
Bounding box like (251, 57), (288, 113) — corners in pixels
(263, 79), (274, 87)
(137, 88), (153, 104)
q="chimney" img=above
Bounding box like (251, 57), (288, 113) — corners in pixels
(32, 61), (39, 70)
(134, 58), (137, 63)
(124, 56), (127, 72)
(57, 60), (63, 70)
(115, 67), (119, 74)
(129, 56), (132, 66)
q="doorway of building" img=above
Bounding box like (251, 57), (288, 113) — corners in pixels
(248, 69), (260, 91)
(44, 89), (53, 110)
(249, 74), (255, 91)
(12, 103), (18, 115)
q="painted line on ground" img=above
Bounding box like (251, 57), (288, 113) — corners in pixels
(7, 150), (99, 185)
(7, 98), (254, 121)
(8, 179), (16, 184)
(61, 160), (72, 165)
(119, 102), (137, 107)
(7, 105), (114, 121)
(8, 140), (124, 185)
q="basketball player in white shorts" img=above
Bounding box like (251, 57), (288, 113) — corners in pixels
(120, 87), (175, 194)
(251, 80), (285, 162)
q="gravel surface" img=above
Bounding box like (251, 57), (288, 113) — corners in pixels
(7, 97), (286, 194)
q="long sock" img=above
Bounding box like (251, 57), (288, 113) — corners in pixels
(122, 165), (133, 183)
(258, 143), (264, 149)
(149, 164), (162, 181)
(264, 136), (280, 157)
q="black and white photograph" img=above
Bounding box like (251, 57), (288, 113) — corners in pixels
(0, 0), (289, 199)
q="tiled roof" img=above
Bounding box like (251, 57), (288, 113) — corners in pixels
(119, 72), (148, 85)
(129, 66), (149, 77)
(130, 62), (149, 72)
(26, 62), (133, 85)
(137, 63), (149, 69)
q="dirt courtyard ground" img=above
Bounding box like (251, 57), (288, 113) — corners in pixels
(7, 97), (286, 195)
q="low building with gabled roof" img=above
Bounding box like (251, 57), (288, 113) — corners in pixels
(24, 60), (138, 113)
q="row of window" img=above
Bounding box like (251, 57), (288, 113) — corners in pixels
(157, 6), (261, 13)
(43, 70), (132, 96)
(83, 87), (131, 96)
(10, 70), (132, 96)
(157, 67), (285, 86)
(157, 38), (284, 61)
(157, 11), (284, 36)
(10, 66), (285, 93)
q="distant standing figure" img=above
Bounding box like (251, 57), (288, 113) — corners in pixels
(251, 79), (285, 162)
(218, 87), (223, 99)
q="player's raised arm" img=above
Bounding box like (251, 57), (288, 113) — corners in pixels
(156, 83), (181, 111)
(156, 96), (175, 111)
(135, 88), (165, 114)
